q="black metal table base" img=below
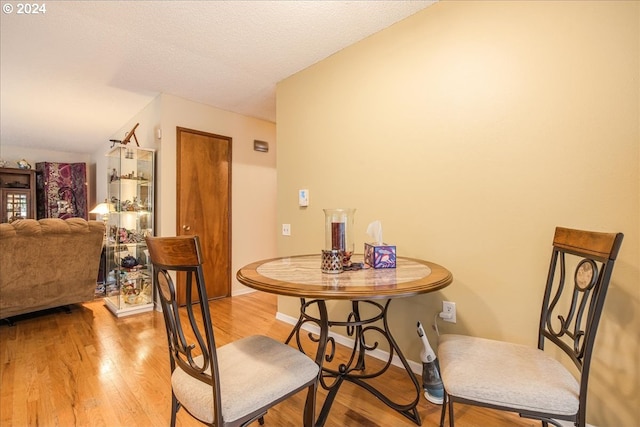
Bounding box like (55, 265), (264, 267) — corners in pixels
(285, 298), (422, 427)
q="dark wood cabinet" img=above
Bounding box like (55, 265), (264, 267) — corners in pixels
(0, 167), (36, 223)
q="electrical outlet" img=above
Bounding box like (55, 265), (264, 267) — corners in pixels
(441, 301), (456, 323)
(282, 223), (291, 236)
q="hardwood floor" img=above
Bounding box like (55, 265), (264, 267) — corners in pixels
(0, 292), (539, 427)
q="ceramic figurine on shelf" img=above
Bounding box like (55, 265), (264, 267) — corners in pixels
(121, 255), (139, 268)
(17, 159), (31, 169)
(121, 282), (141, 304)
(118, 227), (129, 243)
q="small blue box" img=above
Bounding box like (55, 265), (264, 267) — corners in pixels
(364, 243), (396, 269)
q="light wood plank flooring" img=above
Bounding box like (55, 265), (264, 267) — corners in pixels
(0, 292), (539, 427)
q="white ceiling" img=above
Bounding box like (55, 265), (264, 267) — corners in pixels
(1, 1), (434, 154)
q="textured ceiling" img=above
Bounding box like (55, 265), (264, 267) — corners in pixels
(1, 1), (434, 154)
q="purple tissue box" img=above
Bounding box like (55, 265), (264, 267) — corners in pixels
(364, 243), (396, 269)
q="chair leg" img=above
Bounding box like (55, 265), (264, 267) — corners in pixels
(303, 381), (317, 427)
(258, 416), (265, 425)
(440, 392), (455, 427)
(448, 394), (455, 427)
(439, 392), (448, 427)
(170, 393), (179, 427)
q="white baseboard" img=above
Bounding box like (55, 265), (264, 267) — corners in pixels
(231, 287), (256, 297)
(276, 311), (423, 376)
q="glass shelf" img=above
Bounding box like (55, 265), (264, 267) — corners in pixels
(104, 146), (155, 318)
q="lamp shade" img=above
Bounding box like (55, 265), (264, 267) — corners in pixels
(89, 202), (113, 217)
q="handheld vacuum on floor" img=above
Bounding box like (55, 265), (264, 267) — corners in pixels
(417, 321), (444, 404)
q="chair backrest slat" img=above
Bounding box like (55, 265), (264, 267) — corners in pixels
(146, 236), (201, 267)
(538, 227), (623, 423)
(146, 235), (223, 424)
(552, 227), (623, 261)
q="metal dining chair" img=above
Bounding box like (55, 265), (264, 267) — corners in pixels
(146, 235), (319, 427)
(437, 227), (623, 427)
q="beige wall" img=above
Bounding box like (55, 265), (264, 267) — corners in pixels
(95, 93), (278, 295)
(276, 1), (639, 425)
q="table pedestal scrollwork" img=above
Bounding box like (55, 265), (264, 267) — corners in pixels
(236, 254), (453, 426)
(285, 298), (422, 426)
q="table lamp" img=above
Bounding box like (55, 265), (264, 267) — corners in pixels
(89, 200), (112, 222)
(90, 200), (113, 287)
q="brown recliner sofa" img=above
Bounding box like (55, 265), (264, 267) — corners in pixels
(0, 218), (105, 319)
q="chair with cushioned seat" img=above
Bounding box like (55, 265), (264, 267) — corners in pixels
(146, 235), (319, 427)
(437, 227), (623, 427)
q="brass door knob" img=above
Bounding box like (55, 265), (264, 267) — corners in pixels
(182, 225), (191, 232)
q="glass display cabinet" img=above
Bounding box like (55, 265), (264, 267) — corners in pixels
(104, 146), (155, 317)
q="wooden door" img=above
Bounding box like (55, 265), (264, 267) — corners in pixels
(177, 127), (231, 304)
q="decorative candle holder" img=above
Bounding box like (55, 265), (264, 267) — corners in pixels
(323, 208), (356, 270)
(321, 249), (343, 274)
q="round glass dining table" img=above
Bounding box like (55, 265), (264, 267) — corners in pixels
(237, 254), (453, 426)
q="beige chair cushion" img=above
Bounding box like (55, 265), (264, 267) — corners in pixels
(438, 334), (579, 417)
(171, 335), (319, 424)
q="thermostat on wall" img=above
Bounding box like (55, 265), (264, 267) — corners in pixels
(298, 189), (309, 207)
